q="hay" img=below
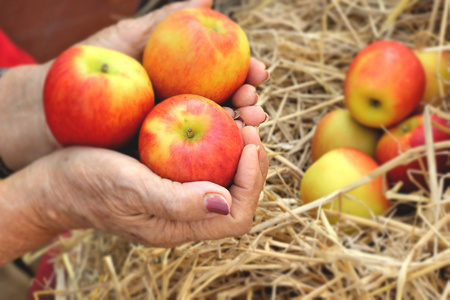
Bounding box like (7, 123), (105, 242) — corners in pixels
(28, 0), (450, 299)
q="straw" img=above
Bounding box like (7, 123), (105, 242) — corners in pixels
(33, 0), (450, 298)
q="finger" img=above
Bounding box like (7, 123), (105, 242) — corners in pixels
(80, 0), (212, 59)
(183, 142), (264, 240)
(137, 170), (234, 222)
(241, 126), (269, 180)
(245, 57), (269, 87)
(222, 107), (245, 130)
(231, 84), (258, 107)
(233, 106), (267, 127)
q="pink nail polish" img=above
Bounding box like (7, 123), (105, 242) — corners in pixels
(204, 193), (230, 215)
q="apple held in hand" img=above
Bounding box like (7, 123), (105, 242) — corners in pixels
(375, 114), (450, 192)
(138, 94), (244, 187)
(143, 7), (250, 104)
(301, 147), (390, 221)
(415, 51), (450, 108)
(344, 40), (426, 128)
(311, 109), (381, 162)
(44, 45), (154, 149)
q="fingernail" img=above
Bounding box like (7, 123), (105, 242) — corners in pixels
(263, 71), (270, 83)
(263, 112), (270, 123)
(204, 193), (230, 215)
(256, 145), (261, 157)
(254, 92), (260, 103)
(233, 110), (241, 120)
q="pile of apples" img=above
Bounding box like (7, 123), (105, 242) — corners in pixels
(43, 7), (251, 188)
(301, 40), (450, 220)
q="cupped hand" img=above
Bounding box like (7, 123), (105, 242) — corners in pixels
(24, 125), (267, 247)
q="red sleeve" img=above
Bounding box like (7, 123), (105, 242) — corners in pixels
(0, 28), (36, 67)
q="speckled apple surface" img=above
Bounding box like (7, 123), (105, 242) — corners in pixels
(344, 40), (426, 128)
(143, 7), (250, 104)
(138, 94), (244, 187)
(301, 147), (391, 220)
(44, 45), (154, 149)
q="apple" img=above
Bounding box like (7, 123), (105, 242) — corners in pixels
(415, 50), (450, 108)
(142, 7), (250, 104)
(44, 45), (154, 149)
(311, 109), (381, 162)
(301, 147), (391, 221)
(344, 40), (426, 128)
(375, 113), (450, 192)
(138, 94), (244, 187)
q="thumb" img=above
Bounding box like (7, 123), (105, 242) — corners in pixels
(142, 176), (233, 221)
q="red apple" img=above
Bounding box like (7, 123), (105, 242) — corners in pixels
(375, 114), (450, 192)
(44, 45), (154, 149)
(311, 109), (381, 162)
(415, 50), (450, 109)
(138, 94), (244, 187)
(142, 7), (250, 104)
(301, 147), (391, 221)
(344, 40), (426, 128)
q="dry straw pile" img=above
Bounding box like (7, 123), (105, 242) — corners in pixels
(30, 0), (450, 299)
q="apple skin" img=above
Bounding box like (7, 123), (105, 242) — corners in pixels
(415, 51), (450, 108)
(44, 45), (155, 149)
(142, 7), (250, 104)
(311, 109), (381, 162)
(301, 147), (391, 221)
(375, 114), (450, 192)
(138, 94), (244, 187)
(344, 40), (426, 128)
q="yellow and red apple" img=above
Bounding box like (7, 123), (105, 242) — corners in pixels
(301, 147), (391, 221)
(142, 7), (250, 104)
(138, 94), (244, 187)
(44, 45), (154, 149)
(375, 113), (450, 192)
(344, 40), (426, 128)
(415, 50), (450, 109)
(311, 109), (381, 162)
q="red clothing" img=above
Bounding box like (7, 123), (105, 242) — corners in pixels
(0, 28), (36, 67)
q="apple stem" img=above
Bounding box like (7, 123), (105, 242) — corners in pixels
(187, 127), (193, 138)
(101, 63), (109, 73)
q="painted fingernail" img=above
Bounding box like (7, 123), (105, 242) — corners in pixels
(204, 193), (230, 215)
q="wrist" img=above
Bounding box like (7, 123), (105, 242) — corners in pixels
(0, 63), (60, 171)
(0, 169), (60, 266)
(0, 155), (93, 266)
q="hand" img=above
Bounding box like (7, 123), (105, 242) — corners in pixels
(0, 121), (268, 265)
(0, 0), (268, 171)
(31, 126), (266, 247)
(0, 0), (270, 265)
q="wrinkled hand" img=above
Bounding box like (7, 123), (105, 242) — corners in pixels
(24, 124), (267, 247)
(0, 1), (270, 264)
